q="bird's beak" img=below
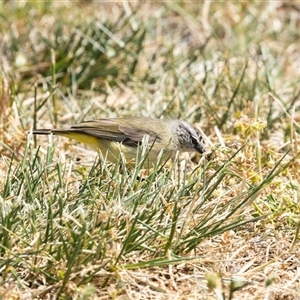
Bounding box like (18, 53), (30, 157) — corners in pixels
(196, 144), (206, 154)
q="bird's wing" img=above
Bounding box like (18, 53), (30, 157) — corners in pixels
(70, 119), (160, 147)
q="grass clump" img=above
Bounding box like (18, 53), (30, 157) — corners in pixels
(1, 1), (300, 299)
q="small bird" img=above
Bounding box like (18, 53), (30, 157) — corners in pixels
(32, 117), (206, 166)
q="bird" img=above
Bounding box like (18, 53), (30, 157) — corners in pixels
(31, 117), (206, 166)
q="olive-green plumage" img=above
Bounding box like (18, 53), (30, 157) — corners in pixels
(32, 117), (205, 165)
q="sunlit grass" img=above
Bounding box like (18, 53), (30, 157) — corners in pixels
(1, 1), (300, 299)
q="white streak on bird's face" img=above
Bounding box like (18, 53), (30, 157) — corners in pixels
(176, 121), (206, 154)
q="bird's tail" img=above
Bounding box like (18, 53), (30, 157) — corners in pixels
(31, 129), (100, 150)
(32, 129), (54, 135)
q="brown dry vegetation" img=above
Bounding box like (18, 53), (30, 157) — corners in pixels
(0, 1), (300, 299)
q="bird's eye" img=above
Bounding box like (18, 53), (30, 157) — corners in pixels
(191, 136), (198, 147)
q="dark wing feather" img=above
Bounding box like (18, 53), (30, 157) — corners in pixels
(70, 119), (124, 141)
(119, 125), (160, 147)
(69, 119), (161, 147)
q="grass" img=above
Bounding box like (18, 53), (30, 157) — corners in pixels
(1, 1), (300, 299)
